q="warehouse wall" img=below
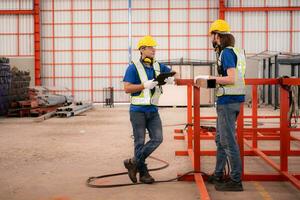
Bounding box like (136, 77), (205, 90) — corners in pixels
(0, 0), (299, 103)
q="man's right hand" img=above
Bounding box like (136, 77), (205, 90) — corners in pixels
(143, 79), (158, 89)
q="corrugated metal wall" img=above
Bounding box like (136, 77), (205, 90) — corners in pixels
(0, 0), (299, 102)
(0, 0), (33, 57)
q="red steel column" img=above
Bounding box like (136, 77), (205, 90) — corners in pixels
(237, 103), (244, 177)
(187, 84), (193, 149)
(34, 0), (41, 86)
(280, 86), (290, 171)
(193, 86), (200, 171)
(219, 0), (225, 19)
(252, 85), (258, 148)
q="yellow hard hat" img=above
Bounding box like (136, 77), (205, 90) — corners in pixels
(209, 19), (231, 34)
(137, 35), (157, 49)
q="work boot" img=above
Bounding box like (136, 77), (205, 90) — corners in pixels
(123, 158), (137, 183)
(215, 179), (244, 191)
(139, 171), (155, 184)
(207, 174), (224, 184)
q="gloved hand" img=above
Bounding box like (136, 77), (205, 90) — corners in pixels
(143, 79), (158, 89)
(194, 75), (210, 83)
(164, 76), (175, 85)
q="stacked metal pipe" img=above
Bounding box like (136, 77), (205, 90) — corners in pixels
(9, 66), (31, 103)
(56, 102), (93, 118)
(0, 58), (11, 115)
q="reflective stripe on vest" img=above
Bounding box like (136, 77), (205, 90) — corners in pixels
(216, 47), (246, 96)
(130, 60), (162, 105)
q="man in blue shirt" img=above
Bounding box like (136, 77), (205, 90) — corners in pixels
(207, 19), (246, 191)
(123, 36), (174, 184)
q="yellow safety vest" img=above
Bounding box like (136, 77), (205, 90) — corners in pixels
(130, 60), (162, 105)
(216, 47), (246, 96)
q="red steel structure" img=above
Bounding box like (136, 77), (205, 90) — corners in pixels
(175, 78), (300, 200)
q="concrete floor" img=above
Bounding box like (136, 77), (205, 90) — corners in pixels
(0, 106), (300, 200)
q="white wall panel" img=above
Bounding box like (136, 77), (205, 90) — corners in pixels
(74, 78), (91, 90)
(73, 0), (90, 9)
(0, 0), (32, 10)
(55, 65), (71, 77)
(190, 50), (207, 60)
(244, 33), (265, 53)
(156, 36), (169, 47)
(170, 23), (187, 35)
(73, 24), (90, 36)
(190, 0), (208, 7)
(74, 65), (91, 77)
(54, 0), (70, 10)
(74, 38), (91, 50)
(112, 10), (128, 22)
(170, 0), (187, 8)
(132, 10), (148, 22)
(292, 0), (300, 6)
(55, 25), (71, 37)
(111, 0), (128, 9)
(266, 0), (289, 7)
(111, 24), (128, 36)
(170, 50), (188, 60)
(111, 64), (127, 76)
(190, 23), (207, 35)
(42, 52), (52, 63)
(73, 52), (90, 63)
(151, 10), (168, 22)
(269, 12), (290, 31)
(93, 38), (109, 50)
(93, 78), (109, 90)
(55, 38), (71, 50)
(55, 52), (71, 63)
(132, 23), (148, 35)
(190, 37), (207, 49)
(0, 15), (17, 33)
(20, 35), (34, 55)
(93, 24), (109, 36)
(111, 51), (128, 63)
(293, 32), (300, 52)
(93, 64), (110, 77)
(151, 24), (168, 35)
(20, 15), (33, 33)
(269, 32), (290, 52)
(55, 79), (72, 90)
(170, 10), (187, 21)
(93, 11), (109, 22)
(112, 38), (128, 49)
(244, 12), (266, 31)
(93, 52), (110, 63)
(54, 12), (71, 23)
(242, 0), (264, 7)
(111, 78), (123, 90)
(74, 11), (90, 22)
(0, 35), (17, 55)
(190, 9), (207, 21)
(151, 0), (168, 8)
(226, 12), (242, 31)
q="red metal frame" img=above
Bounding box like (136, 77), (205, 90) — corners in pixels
(219, 0), (300, 53)
(34, 0), (41, 86)
(175, 78), (300, 199)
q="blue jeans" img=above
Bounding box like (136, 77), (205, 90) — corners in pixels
(130, 111), (163, 175)
(214, 102), (242, 182)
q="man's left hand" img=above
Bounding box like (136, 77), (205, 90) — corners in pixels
(164, 76), (175, 85)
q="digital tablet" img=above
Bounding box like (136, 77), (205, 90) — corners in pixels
(154, 71), (176, 86)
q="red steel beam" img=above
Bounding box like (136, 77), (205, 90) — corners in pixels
(244, 139), (300, 190)
(0, 10), (34, 15)
(223, 6), (300, 12)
